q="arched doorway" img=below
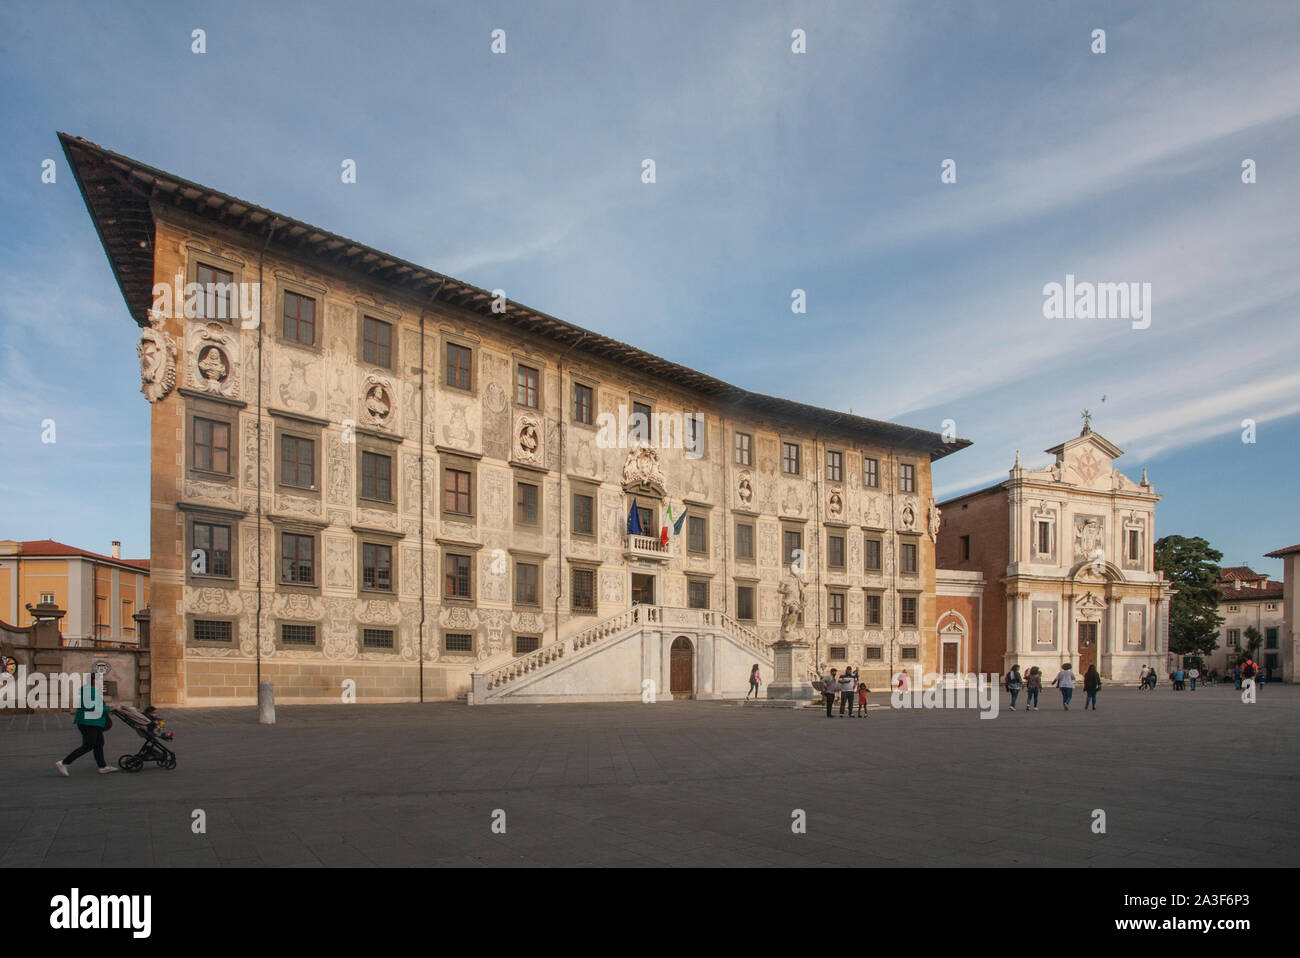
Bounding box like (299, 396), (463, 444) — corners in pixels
(670, 636), (694, 698)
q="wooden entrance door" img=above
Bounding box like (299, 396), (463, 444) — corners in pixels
(1078, 622), (1098, 675)
(942, 642), (958, 674)
(670, 636), (694, 697)
(632, 573), (655, 606)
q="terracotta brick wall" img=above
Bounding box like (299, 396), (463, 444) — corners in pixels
(937, 489), (1008, 673)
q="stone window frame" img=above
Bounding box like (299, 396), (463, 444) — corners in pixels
(898, 461), (917, 493)
(357, 303), (401, 373)
(514, 634), (542, 656)
(686, 576), (710, 610)
(570, 480), (597, 539)
(898, 533), (921, 578)
(442, 631), (477, 656)
(186, 614), (238, 650)
(826, 529), (846, 570)
(276, 619), (322, 651)
(864, 589), (884, 627)
(863, 455), (880, 489)
(734, 430), (753, 466)
(514, 477), (542, 530)
(185, 395), (240, 483)
(781, 438), (802, 476)
(825, 448), (844, 483)
(184, 509), (240, 585)
(273, 519), (323, 594)
(781, 523), (805, 566)
(442, 333), (478, 394)
(442, 549), (475, 603)
(829, 645), (848, 661)
(513, 556), (543, 609)
(1123, 519), (1145, 568)
(358, 625), (399, 655)
(513, 354), (544, 411)
(687, 514), (709, 556)
(899, 593), (920, 628)
(734, 578), (759, 622)
(1226, 629), (1240, 648)
(570, 563), (598, 615)
(865, 645), (884, 661)
(272, 411), (324, 497)
(734, 519), (756, 561)
(628, 393), (655, 445)
(1032, 507), (1057, 561)
(900, 646), (919, 661)
(683, 411), (708, 461)
(356, 529), (401, 597)
(275, 276), (328, 354)
(864, 534), (883, 573)
(827, 587), (848, 628)
(356, 435), (398, 512)
(439, 451), (478, 521)
(185, 246), (245, 325)
(571, 375), (598, 427)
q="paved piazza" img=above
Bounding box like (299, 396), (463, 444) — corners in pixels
(3, 684), (1296, 868)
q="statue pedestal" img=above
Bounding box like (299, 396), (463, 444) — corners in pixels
(767, 638), (815, 701)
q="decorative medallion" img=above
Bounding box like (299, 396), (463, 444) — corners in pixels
(827, 488), (844, 518)
(189, 322), (239, 399)
(513, 412), (544, 466)
(927, 497), (942, 542)
(361, 375), (394, 428)
(621, 445), (666, 495)
(138, 311), (178, 403)
(737, 472), (754, 506)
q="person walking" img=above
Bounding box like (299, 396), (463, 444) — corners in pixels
(55, 679), (117, 776)
(1006, 664), (1023, 711)
(1024, 667), (1041, 710)
(856, 677), (871, 717)
(1052, 662), (1075, 710)
(838, 666), (856, 717)
(746, 664), (762, 700)
(1083, 665), (1101, 710)
(1188, 667), (1199, 692)
(1233, 664), (1242, 690)
(1173, 667), (1185, 691)
(1147, 668), (1157, 690)
(1138, 665), (1150, 690)
(823, 668), (838, 718)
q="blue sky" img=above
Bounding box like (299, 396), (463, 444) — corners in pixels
(1, 0), (1297, 575)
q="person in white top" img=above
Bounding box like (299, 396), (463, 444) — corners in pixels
(838, 668), (857, 717)
(1188, 667), (1200, 692)
(1138, 665), (1150, 690)
(1051, 663), (1076, 710)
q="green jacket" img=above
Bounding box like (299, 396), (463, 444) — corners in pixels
(73, 683), (109, 728)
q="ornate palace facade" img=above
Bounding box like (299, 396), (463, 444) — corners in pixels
(62, 135), (967, 705)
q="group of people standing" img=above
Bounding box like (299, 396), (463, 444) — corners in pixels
(1005, 663), (1101, 711)
(820, 666), (872, 717)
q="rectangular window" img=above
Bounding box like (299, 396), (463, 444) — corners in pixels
(783, 529), (803, 564)
(193, 521), (231, 577)
(900, 596), (918, 627)
(446, 343), (473, 390)
(444, 633), (473, 653)
(865, 594), (882, 626)
(571, 568), (596, 613)
(636, 506), (654, 537)
(826, 450), (842, 482)
(827, 534), (845, 569)
(735, 523), (755, 560)
(280, 435), (315, 489)
(1036, 521), (1052, 556)
(193, 417), (231, 474)
(631, 401), (653, 442)
(960, 534), (971, 561)
(900, 541), (918, 575)
(193, 619), (233, 643)
(281, 533), (315, 585)
(865, 538), (882, 572)
(782, 442), (800, 475)
(515, 562), (539, 606)
(515, 635), (540, 655)
(444, 554), (472, 599)
(688, 516), (707, 554)
(516, 363), (539, 407)
(829, 645), (847, 661)
(515, 482), (539, 526)
(734, 431), (752, 466)
(363, 628), (394, 650)
(1266, 627), (1279, 649)
(865, 646), (883, 661)
(281, 623), (317, 646)
(443, 467), (471, 515)
(572, 493), (594, 535)
(901, 646), (918, 661)
(121, 599), (134, 635)
(686, 415), (703, 456)
(863, 457), (879, 488)
(362, 316), (393, 368)
(736, 585), (755, 621)
(899, 463), (916, 493)
(828, 591), (845, 626)
(687, 580), (709, 610)
(283, 290), (316, 346)
(1127, 529), (1141, 562)
(1227, 629), (1240, 648)
(361, 543), (393, 591)
(573, 382), (593, 424)
(361, 451), (392, 502)
(39, 592), (55, 604)
(195, 263), (234, 320)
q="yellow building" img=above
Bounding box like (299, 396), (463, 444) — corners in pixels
(0, 539), (150, 645)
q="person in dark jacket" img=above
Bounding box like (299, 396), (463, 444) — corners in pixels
(1083, 665), (1101, 710)
(1005, 665), (1023, 711)
(746, 664), (762, 699)
(1024, 667), (1042, 710)
(55, 680), (117, 775)
(823, 668), (838, 718)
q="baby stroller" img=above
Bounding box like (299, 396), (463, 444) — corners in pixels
(112, 706), (178, 771)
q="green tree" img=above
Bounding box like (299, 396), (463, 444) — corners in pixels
(1154, 535), (1225, 658)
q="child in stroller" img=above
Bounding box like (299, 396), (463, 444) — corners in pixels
(111, 705), (178, 771)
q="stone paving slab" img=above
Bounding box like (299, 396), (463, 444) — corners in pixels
(1, 683), (1296, 867)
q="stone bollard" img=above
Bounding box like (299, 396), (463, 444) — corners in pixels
(258, 680), (276, 724)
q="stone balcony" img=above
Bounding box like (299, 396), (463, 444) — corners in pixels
(623, 533), (672, 561)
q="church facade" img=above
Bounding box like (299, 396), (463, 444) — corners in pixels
(936, 426), (1173, 683)
(62, 135), (968, 706)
